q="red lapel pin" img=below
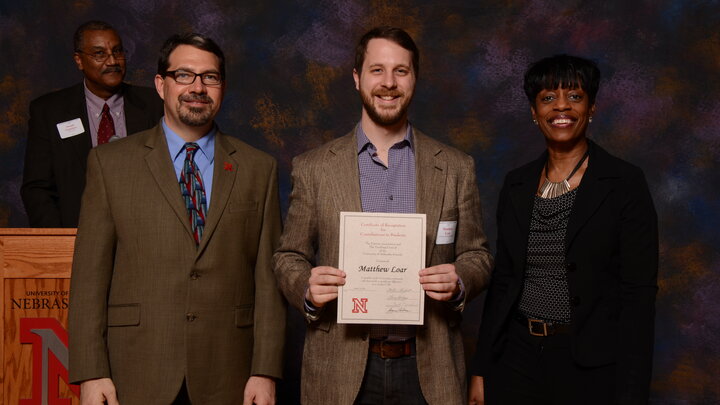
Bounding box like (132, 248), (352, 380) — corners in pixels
(223, 162), (233, 171)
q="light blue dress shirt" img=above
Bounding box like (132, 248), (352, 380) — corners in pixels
(162, 118), (216, 209)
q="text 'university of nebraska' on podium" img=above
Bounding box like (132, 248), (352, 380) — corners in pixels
(0, 228), (80, 404)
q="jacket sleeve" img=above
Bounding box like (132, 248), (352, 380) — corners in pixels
(615, 168), (658, 404)
(451, 155), (494, 302)
(250, 159), (287, 378)
(272, 155), (317, 313)
(68, 148), (116, 383)
(469, 173), (513, 376)
(21, 99), (63, 227)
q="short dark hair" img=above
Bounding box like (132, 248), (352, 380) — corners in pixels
(523, 54), (601, 106)
(354, 26), (419, 78)
(157, 33), (225, 79)
(73, 20), (117, 51)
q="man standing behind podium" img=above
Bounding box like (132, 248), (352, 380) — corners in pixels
(21, 20), (163, 228)
(69, 33), (285, 404)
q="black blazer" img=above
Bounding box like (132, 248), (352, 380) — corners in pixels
(472, 140), (658, 403)
(21, 82), (163, 227)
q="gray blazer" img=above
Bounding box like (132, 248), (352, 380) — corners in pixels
(273, 128), (493, 405)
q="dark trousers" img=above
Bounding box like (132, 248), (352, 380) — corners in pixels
(485, 318), (616, 405)
(354, 341), (428, 405)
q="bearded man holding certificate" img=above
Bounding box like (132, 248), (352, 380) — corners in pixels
(273, 26), (493, 405)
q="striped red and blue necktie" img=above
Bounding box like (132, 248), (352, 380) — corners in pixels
(179, 143), (207, 245)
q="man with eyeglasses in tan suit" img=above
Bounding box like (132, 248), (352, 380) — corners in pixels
(69, 33), (285, 404)
(21, 20), (163, 228)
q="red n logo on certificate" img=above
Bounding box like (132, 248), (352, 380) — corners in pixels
(351, 298), (368, 313)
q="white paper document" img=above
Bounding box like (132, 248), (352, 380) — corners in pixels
(337, 212), (426, 325)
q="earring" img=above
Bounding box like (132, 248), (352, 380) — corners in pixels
(533, 119), (538, 125)
(589, 116), (593, 123)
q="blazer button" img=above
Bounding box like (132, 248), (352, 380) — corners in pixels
(570, 296), (581, 307)
(190, 271), (199, 280)
(186, 313), (197, 322)
(566, 262), (576, 272)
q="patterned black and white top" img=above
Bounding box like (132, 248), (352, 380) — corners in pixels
(518, 188), (577, 323)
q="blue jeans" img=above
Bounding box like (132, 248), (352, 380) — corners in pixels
(354, 342), (428, 405)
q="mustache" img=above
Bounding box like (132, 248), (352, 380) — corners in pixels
(179, 94), (214, 104)
(372, 89), (403, 97)
(102, 66), (122, 74)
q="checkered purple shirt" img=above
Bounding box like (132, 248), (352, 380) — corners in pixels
(356, 124), (416, 214)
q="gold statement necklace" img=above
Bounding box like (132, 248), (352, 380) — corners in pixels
(538, 149), (589, 198)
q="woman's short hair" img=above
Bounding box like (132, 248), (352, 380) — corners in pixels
(523, 54), (601, 105)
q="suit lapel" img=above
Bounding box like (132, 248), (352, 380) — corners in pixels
(143, 125), (194, 238)
(507, 155), (544, 260)
(123, 85), (147, 135)
(65, 84), (92, 172)
(327, 132), (362, 212)
(565, 142), (616, 251)
(197, 133), (237, 253)
(414, 131), (447, 267)
(123, 84), (156, 135)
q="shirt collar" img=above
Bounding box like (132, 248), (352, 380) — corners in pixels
(355, 122), (414, 154)
(83, 80), (123, 112)
(162, 118), (217, 163)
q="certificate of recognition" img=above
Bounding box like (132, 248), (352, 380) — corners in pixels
(337, 212), (426, 325)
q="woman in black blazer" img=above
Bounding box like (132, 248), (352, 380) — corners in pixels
(469, 55), (658, 404)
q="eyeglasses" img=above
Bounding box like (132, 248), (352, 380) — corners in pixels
(164, 70), (223, 86)
(76, 49), (126, 62)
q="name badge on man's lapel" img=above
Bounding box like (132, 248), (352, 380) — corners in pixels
(436, 221), (457, 245)
(56, 118), (85, 139)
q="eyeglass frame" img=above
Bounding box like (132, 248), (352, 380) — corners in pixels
(75, 48), (127, 63)
(162, 70), (224, 86)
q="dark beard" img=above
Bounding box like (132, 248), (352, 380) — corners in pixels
(177, 94), (214, 127)
(360, 88), (409, 127)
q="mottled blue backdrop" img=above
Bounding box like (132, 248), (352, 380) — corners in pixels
(1, 1), (718, 403)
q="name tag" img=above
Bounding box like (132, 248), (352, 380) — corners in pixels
(436, 221), (457, 245)
(56, 118), (85, 139)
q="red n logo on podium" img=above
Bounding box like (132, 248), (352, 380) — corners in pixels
(19, 318), (80, 405)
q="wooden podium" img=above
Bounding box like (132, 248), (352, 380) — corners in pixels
(0, 229), (80, 404)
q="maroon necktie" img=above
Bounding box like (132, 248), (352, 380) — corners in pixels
(97, 103), (115, 145)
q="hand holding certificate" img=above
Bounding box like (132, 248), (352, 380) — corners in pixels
(337, 212), (426, 325)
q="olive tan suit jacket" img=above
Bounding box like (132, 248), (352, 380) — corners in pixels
(69, 123), (286, 404)
(273, 128), (494, 405)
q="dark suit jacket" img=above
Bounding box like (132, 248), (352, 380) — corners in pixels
(273, 129), (494, 405)
(21, 82), (163, 227)
(68, 124), (286, 404)
(472, 140), (658, 403)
